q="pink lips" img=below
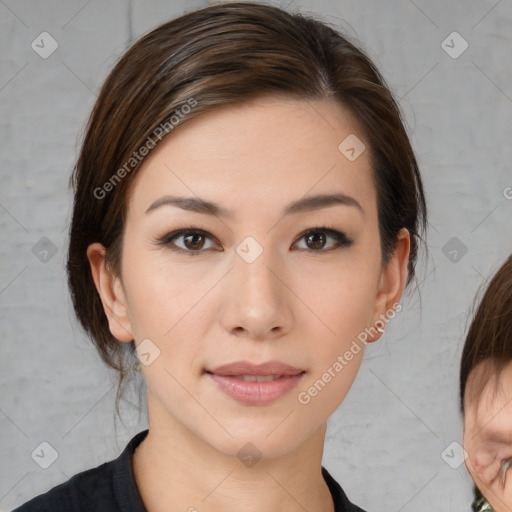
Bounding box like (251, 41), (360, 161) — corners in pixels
(206, 360), (305, 405)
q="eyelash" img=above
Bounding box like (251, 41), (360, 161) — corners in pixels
(155, 224), (354, 255)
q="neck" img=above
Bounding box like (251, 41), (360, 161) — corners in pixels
(132, 394), (334, 512)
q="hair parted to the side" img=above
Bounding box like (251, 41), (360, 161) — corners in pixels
(66, 1), (427, 419)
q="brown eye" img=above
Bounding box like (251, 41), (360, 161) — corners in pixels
(158, 226), (353, 254)
(295, 228), (353, 252)
(183, 232), (206, 250)
(306, 231), (327, 250)
(158, 229), (218, 254)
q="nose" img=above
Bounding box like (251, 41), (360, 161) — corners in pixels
(219, 243), (291, 341)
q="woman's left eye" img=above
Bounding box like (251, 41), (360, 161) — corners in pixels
(156, 226), (353, 254)
(293, 228), (354, 252)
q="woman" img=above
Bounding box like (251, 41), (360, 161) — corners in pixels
(13, 2), (427, 510)
(461, 254), (512, 512)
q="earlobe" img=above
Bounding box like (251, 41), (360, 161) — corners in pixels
(367, 228), (411, 342)
(86, 242), (134, 342)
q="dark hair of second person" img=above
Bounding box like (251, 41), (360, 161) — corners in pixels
(461, 254), (512, 512)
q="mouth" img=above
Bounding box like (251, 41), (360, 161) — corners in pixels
(205, 360), (306, 405)
(219, 374), (286, 382)
(206, 360), (305, 377)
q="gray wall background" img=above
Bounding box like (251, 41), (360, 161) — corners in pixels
(1, 0), (512, 510)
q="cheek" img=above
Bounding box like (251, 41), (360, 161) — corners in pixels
(121, 246), (216, 338)
(294, 268), (375, 408)
(303, 264), (378, 342)
(296, 338), (364, 421)
(121, 222), (380, 357)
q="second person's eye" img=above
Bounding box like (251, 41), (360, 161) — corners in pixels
(499, 456), (512, 487)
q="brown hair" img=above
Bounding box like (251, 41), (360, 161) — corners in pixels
(459, 254), (512, 505)
(66, 1), (427, 417)
(460, 254), (512, 414)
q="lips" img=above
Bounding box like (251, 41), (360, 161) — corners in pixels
(207, 360), (305, 377)
(205, 360), (305, 405)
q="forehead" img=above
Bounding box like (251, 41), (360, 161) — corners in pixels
(465, 361), (512, 420)
(126, 95), (376, 220)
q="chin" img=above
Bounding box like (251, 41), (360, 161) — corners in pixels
(200, 418), (318, 463)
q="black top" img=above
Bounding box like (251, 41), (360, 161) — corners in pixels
(12, 429), (367, 512)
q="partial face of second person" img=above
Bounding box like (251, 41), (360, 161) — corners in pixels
(88, 95), (409, 462)
(464, 361), (512, 511)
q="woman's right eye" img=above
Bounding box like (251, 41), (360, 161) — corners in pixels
(157, 228), (219, 254)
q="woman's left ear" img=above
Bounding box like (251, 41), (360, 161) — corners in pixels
(367, 228), (411, 342)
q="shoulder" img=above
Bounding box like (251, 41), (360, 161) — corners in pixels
(11, 459), (115, 512)
(321, 466), (369, 512)
(11, 429), (148, 512)
(347, 502), (368, 512)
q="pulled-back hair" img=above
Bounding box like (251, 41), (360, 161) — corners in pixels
(66, 1), (427, 417)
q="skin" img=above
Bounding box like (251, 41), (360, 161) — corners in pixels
(87, 95), (410, 512)
(464, 360), (512, 512)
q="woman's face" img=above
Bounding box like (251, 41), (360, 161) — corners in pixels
(464, 361), (512, 511)
(89, 95), (409, 459)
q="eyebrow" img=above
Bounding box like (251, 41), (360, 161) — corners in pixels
(145, 193), (364, 218)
